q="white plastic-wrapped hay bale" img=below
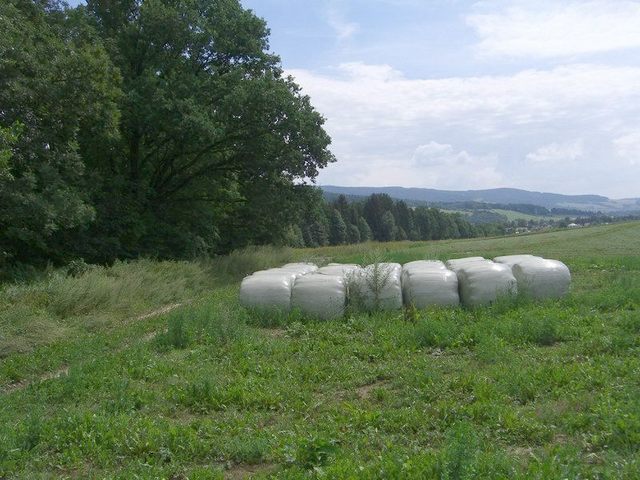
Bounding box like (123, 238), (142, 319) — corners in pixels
(291, 274), (346, 320)
(352, 263), (403, 311)
(403, 260), (447, 272)
(402, 260), (446, 279)
(280, 263), (318, 274)
(493, 254), (541, 267)
(457, 263), (518, 307)
(402, 268), (459, 307)
(512, 258), (571, 300)
(317, 264), (361, 277)
(239, 271), (295, 312)
(446, 257), (490, 272)
(250, 268), (301, 285)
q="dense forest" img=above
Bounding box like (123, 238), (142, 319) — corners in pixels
(290, 192), (504, 248)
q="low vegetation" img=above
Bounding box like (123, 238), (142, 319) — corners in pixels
(1, 222), (639, 478)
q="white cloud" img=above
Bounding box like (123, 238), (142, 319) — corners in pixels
(411, 142), (503, 189)
(614, 131), (640, 165)
(526, 140), (584, 164)
(289, 62), (640, 196)
(467, 1), (640, 58)
(326, 7), (359, 40)
(291, 63), (640, 132)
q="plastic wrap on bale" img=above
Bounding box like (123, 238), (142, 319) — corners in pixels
(512, 258), (571, 300)
(352, 263), (403, 311)
(446, 257), (491, 272)
(402, 260), (447, 284)
(280, 263), (319, 274)
(403, 260), (446, 272)
(291, 274), (346, 320)
(457, 263), (518, 307)
(493, 255), (542, 267)
(402, 268), (460, 308)
(239, 272), (295, 313)
(317, 264), (362, 277)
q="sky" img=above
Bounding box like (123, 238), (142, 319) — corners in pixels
(239, 0), (640, 198)
(68, 0), (640, 198)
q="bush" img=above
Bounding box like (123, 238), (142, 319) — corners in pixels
(65, 258), (94, 277)
(209, 245), (293, 280)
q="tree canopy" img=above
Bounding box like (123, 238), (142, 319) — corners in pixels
(0, 0), (334, 270)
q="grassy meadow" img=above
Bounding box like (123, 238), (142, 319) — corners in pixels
(1, 222), (639, 479)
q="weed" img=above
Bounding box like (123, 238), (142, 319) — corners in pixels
(291, 436), (339, 469)
(521, 315), (561, 346)
(440, 421), (480, 480)
(18, 416), (43, 452)
(226, 436), (270, 464)
(156, 315), (190, 350)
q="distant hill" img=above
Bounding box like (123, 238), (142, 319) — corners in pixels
(321, 186), (640, 213)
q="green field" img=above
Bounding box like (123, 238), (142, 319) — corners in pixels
(490, 209), (564, 222)
(1, 222), (640, 478)
(442, 208), (562, 222)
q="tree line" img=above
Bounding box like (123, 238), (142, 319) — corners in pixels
(0, 0), (508, 277)
(286, 193), (505, 248)
(1, 0), (334, 273)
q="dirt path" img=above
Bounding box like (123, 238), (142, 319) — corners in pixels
(1, 302), (185, 395)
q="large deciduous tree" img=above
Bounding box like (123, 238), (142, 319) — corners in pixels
(82, 0), (335, 259)
(1, 0), (334, 271)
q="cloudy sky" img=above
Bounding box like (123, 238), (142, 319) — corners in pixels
(240, 0), (640, 198)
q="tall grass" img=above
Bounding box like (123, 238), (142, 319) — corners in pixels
(154, 296), (247, 350)
(207, 245), (295, 280)
(0, 259), (214, 356)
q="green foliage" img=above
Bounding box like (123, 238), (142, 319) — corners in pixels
(83, 0), (334, 259)
(314, 192), (482, 249)
(357, 216), (373, 241)
(291, 436), (339, 469)
(0, 122), (22, 179)
(0, 259), (214, 357)
(156, 299), (247, 351)
(208, 244), (293, 281)
(329, 209), (348, 245)
(155, 315), (190, 350)
(0, 0), (119, 268)
(441, 422), (480, 480)
(380, 210), (397, 242)
(1, 0), (334, 270)
(65, 258), (95, 278)
(346, 223), (361, 244)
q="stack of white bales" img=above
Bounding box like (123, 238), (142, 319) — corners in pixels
(448, 257), (517, 307)
(402, 260), (459, 307)
(239, 263), (317, 312)
(351, 262), (403, 310)
(494, 255), (571, 299)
